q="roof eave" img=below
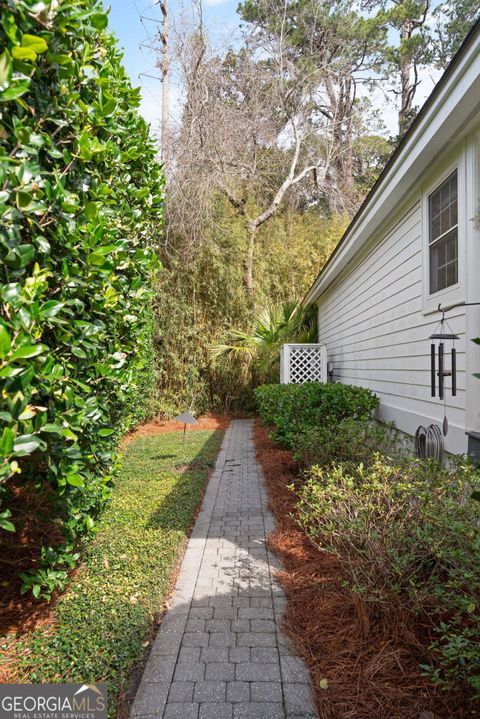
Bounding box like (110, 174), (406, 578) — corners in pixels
(304, 19), (480, 307)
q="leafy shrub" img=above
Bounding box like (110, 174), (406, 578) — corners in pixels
(0, 0), (164, 593)
(296, 455), (480, 695)
(292, 417), (392, 467)
(254, 381), (379, 446)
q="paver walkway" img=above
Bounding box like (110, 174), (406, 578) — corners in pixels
(131, 419), (318, 719)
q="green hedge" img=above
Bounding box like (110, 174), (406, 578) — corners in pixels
(254, 381), (379, 446)
(0, 0), (164, 595)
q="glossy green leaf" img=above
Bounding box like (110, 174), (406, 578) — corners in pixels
(66, 474), (85, 487)
(11, 344), (47, 360)
(12, 46), (37, 62)
(0, 509), (15, 533)
(91, 13), (108, 30)
(0, 51), (12, 88)
(39, 300), (64, 318)
(85, 201), (98, 219)
(21, 34), (48, 54)
(16, 190), (32, 208)
(0, 325), (12, 358)
(0, 427), (15, 455)
(0, 79), (30, 101)
(13, 434), (42, 456)
(50, 54), (73, 66)
(16, 245), (35, 267)
(41, 424), (63, 434)
(2, 13), (20, 43)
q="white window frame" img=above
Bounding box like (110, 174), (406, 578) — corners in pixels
(422, 150), (466, 315)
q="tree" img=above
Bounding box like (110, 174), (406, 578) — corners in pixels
(366, 0), (479, 135)
(433, 0), (479, 68)
(240, 0), (387, 212)
(378, 0), (432, 135)
(169, 27), (327, 296)
(168, 1), (393, 298)
(158, 0), (424, 413)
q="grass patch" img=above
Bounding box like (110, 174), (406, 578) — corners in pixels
(13, 429), (224, 713)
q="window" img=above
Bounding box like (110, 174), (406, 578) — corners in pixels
(429, 171), (458, 294)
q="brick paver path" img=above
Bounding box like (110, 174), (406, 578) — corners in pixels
(130, 419), (318, 719)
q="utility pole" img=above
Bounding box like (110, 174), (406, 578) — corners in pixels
(158, 0), (169, 168)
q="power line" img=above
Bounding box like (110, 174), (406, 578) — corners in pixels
(133, 0), (169, 162)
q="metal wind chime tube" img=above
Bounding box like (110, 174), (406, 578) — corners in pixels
(429, 312), (459, 436)
(418, 301), (479, 459)
(430, 315), (459, 399)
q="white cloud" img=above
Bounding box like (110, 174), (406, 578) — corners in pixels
(203, 0), (232, 6)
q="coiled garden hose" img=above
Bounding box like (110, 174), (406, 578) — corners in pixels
(415, 424), (444, 462)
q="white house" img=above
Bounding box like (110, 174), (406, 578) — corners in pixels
(303, 20), (480, 456)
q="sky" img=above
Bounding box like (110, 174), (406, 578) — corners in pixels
(105, 0), (242, 138)
(104, 0), (439, 141)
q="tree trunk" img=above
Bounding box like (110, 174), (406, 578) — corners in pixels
(399, 21), (414, 135)
(244, 222), (256, 298)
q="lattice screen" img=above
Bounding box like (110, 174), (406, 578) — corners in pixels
(280, 344), (327, 384)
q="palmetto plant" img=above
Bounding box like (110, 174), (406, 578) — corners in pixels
(211, 301), (317, 383)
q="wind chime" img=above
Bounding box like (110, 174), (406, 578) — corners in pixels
(429, 310), (459, 436)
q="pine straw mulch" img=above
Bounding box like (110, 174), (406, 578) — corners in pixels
(122, 412), (231, 445)
(0, 481), (63, 636)
(0, 480), (65, 683)
(253, 420), (477, 719)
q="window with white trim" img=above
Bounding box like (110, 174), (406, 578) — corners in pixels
(429, 170), (458, 294)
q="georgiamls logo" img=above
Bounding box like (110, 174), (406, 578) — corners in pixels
(0, 684), (108, 719)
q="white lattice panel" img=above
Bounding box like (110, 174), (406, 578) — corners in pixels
(280, 344), (327, 384)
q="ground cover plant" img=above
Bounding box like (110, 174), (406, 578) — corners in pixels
(0, 0), (164, 598)
(2, 429), (224, 715)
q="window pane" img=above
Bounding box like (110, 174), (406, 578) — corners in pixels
(440, 207), (450, 235)
(451, 198), (458, 226)
(446, 261), (457, 287)
(440, 183), (450, 210)
(450, 173), (457, 201)
(431, 191), (440, 217)
(431, 214), (440, 240)
(429, 171), (458, 244)
(429, 228), (458, 294)
(447, 235), (457, 262)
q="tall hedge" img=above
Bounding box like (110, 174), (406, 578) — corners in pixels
(0, 0), (164, 595)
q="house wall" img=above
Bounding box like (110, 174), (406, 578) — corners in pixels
(316, 134), (480, 455)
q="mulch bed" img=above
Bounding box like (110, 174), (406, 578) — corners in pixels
(253, 420), (475, 719)
(122, 412), (231, 444)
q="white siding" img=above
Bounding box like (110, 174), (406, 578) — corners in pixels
(317, 200), (468, 454)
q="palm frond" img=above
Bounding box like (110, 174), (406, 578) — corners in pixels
(210, 299), (317, 375)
